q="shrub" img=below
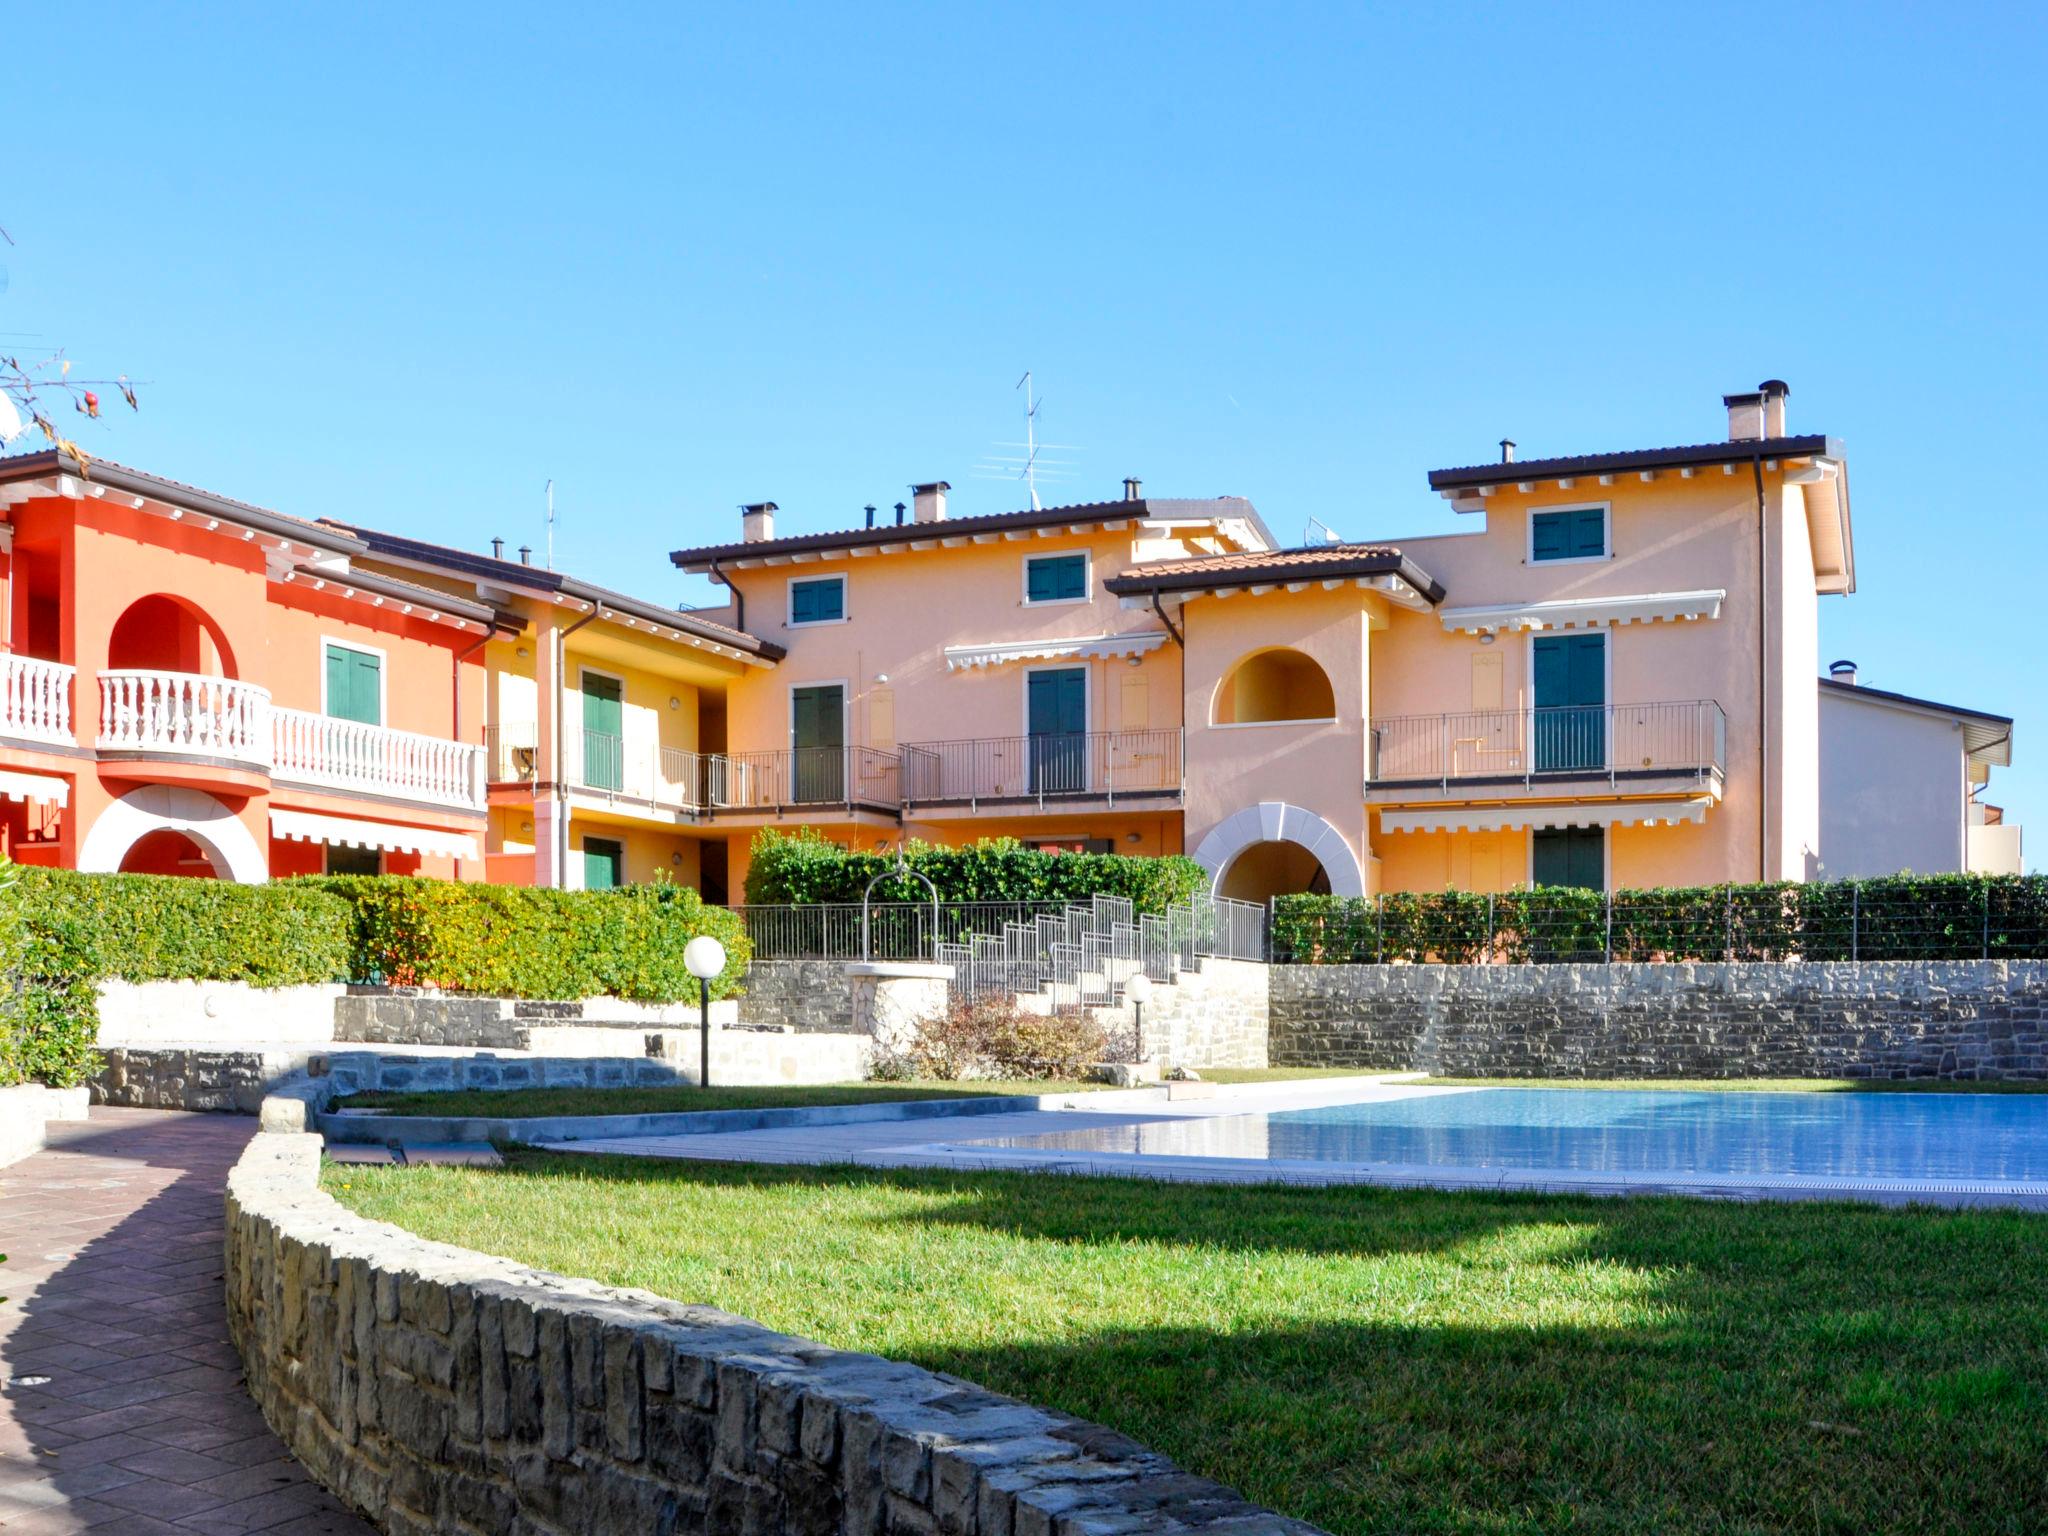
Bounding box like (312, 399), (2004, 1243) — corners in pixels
(744, 828), (1204, 913)
(897, 995), (1108, 1082)
(0, 865), (104, 1088)
(1273, 873), (2048, 965)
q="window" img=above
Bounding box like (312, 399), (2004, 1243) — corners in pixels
(325, 844), (382, 876)
(1026, 837), (1115, 855)
(582, 837), (624, 891)
(1023, 552), (1088, 605)
(1532, 826), (1604, 891)
(788, 576), (846, 626)
(1530, 506), (1607, 563)
(323, 642), (382, 725)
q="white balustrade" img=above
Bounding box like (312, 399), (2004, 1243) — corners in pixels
(272, 706), (486, 809)
(0, 654), (75, 745)
(97, 670), (272, 768)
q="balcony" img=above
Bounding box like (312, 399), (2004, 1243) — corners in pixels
(96, 669), (484, 810)
(529, 727), (904, 818)
(272, 707), (485, 810)
(1368, 701), (1727, 793)
(0, 654), (75, 746)
(98, 670), (272, 771)
(900, 728), (1183, 811)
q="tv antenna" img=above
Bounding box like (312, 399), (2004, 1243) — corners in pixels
(973, 370), (1080, 510)
(1302, 515), (1345, 547)
(545, 479), (555, 570)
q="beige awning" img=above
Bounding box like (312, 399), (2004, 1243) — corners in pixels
(270, 808), (476, 860)
(943, 631), (1169, 672)
(0, 769), (68, 806)
(1439, 589), (1725, 635)
(1379, 797), (1714, 835)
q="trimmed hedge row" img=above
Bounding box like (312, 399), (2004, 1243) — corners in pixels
(0, 867), (751, 1089)
(1273, 873), (2048, 965)
(743, 828), (1205, 913)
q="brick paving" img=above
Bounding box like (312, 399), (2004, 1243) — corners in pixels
(0, 1108), (376, 1535)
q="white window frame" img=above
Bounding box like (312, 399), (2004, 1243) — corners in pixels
(1021, 550), (1093, 608)
(785, 573), (849, 628)
(1525, 501), (1613, 567)
(319, 636), (389, 727)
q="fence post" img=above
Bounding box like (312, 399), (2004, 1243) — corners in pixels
(1724, 887), (1733, 963)
(1851, 883), (1860, 963)
(1267, 895), (1277, 962)
(1375, 893), (1384, 966)
(1983, 881), (1991, 961)
(1603, 890), (1613, 964)
(1485, 894), (1495, 965)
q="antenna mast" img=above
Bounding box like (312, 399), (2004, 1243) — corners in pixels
(973, 372), (1080, 504)
(1018, 371), (1042, 510)
(545, 479), (555, 570)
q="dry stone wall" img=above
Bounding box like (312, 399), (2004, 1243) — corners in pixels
(1270, 961), (2048, 1081)
(226, 1131), (1318, 1536)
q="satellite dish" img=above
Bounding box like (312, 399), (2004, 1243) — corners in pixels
(0, 392), (27, 444)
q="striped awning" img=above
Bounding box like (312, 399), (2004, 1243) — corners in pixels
(1379, 797), (1714, 835)
(0, 769), (68, 806)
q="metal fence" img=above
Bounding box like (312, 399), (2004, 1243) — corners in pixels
(1367, 700), (1727, 786)
(899, 729), (1183, 809)
(734, 891), (1267, 1006)
(1271, 877), (2048, 965)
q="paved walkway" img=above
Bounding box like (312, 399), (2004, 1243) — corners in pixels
(0, 1108), (375, 1535)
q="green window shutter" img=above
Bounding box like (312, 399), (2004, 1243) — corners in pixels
(582, 838), (622, 891)
(581, 674), (623, 790)
(324, 644), (381, 725)
(1026, 555), (1086, 602)
(1533, 827), (1604, 890)
(791, 578), (843, 624)
(1532, 509), (1605, 561)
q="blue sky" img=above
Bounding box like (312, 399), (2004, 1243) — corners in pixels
(6, 3), (2042, 862)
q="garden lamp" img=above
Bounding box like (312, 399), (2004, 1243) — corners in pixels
(1124, 972), (1153, 1064)
(684, 935), (727, 1088)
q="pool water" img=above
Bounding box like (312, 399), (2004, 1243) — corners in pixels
(975, 1089), (2048, 1183)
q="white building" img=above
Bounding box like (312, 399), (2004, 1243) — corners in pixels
(1817, 661), (2021, 878)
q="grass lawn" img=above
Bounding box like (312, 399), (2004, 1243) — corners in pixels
(339, 1067), (1369, 1119)
(1414, 1075), (2048, 1094)
(327, 1154), (2048, 1535)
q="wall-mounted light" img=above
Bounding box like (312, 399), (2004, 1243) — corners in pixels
(671, 851), (682, 866)
(1478, 633), (1497, 646)
(1125, 654), (1142, 667)
(875, 672), (890, 684)
(1124, 832), (1143, 844)
(516, 645), (531, 659)
(668, 697), (681, 711)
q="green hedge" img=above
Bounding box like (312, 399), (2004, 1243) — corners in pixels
(742, 829), (1205, 913)
(0, 867), (751, 1088)
(1273, 873), (2048, 965)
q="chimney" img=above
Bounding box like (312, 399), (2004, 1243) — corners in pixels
(911, 481), (949, 523)
(1828, 658), (1858, 686)
(864, 504), (877, 529)
(1759, 378), (1790, 437)
(1123, 477), (1143, 502)
(1724, 389), (1766, 441)
(1499, 439), (1516, 464)
(490, 537), (505, 560)
(741, 501), (778, 543)
(893, 501), (907, 526)
(518, 545), (532, 565)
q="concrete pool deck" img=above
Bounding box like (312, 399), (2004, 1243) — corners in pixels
(548, 1078), (2048, 1211)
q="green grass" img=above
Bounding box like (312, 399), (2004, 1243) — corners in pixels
(327, 1154), (2048, 1535)
(1413, 1075), (2048, 1094)
(338, 1067), (1371, 1119)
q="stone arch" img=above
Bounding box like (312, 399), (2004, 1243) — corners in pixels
(1192, 800), (1364, 898)
(79, 785), (268, 883)
(1210, 647), (1336, 726)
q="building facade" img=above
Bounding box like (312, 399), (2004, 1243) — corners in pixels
(15, 379), (1990, 898)
(0, 452), (492, 881)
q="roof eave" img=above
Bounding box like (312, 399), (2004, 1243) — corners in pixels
(1426, 434), (1840, 491)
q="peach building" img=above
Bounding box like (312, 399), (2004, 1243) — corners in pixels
(3, 379), (1894, 899)
(0, 451), (494, 881)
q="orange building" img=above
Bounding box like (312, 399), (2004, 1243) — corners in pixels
(0, 451), (495, 880)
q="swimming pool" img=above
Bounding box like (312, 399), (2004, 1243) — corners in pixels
(967, 1088), (2048, 1186)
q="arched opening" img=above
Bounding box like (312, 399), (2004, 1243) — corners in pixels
(1212, 648), (1335, 725)
(1218, 840), (1332, 902)
(117, 828), (224, 878)
(107, 594), (237, 676)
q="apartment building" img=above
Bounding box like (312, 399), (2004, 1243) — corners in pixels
(2, 379), (1910, 898)
(0, 451), (492, 880)
(670, 380), (1856, 900)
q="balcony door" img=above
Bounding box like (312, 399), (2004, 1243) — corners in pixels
(1532, 633), (1605, 772)
(1027, 667), (1087, 794)
(791, 684), (845, 803)
(324, 643), (382, 726)
(581, 672), (623, 790)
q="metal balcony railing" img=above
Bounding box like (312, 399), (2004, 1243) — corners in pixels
(701, 746), (901, 813)
(0, 654), (75, 745)
(272, 706), (486, 810)
(899, 728), (1183, 810)
(97, 670), (272, 769)
(1368, 700), (1728, 788)
(486, 722), (538, 784)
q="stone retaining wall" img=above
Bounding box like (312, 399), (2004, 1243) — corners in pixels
(1270, 960), (2048, 1081)
(226, 1130), (1316, 1536)
(740, 960), (860, 1032)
